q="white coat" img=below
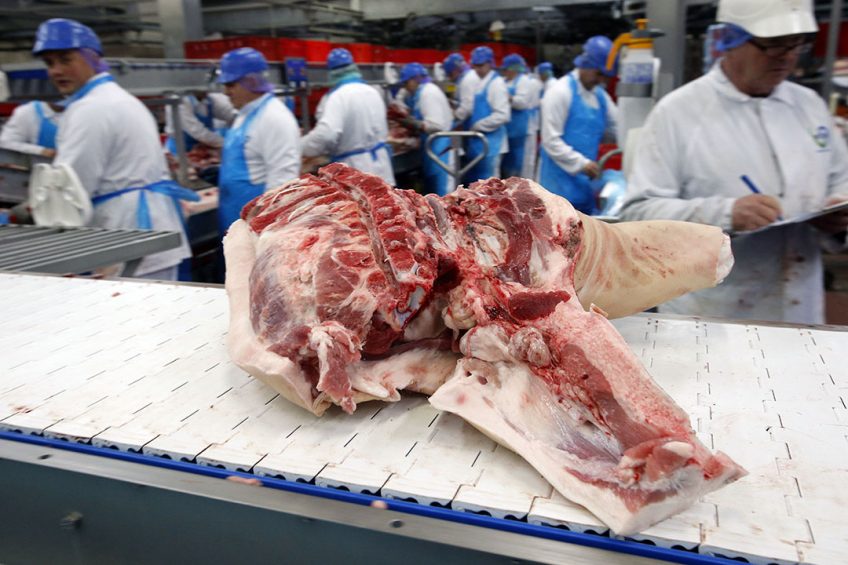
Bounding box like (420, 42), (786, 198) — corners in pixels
(453, 69), (480, 125)
(54, 73), (191, 276)
(506, 74), (542, 178)
(0, 101), (59, 155)
(620, 63), (848, 324)
(539, 70), (618, 175)
(229, 93), (302, 191)
(469, 70), (511, 155)
(302, 82), (395, 185)
(415, 82), (453, 133)
(543, 76), (557, 95)
(164, 92), (236, 148)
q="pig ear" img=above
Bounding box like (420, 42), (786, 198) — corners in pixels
(573, 213), (733, 319)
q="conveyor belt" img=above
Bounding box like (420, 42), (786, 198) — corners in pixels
(0, 225), (181, 274)
(0, 273), (846, 564)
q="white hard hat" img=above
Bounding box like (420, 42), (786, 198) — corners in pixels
(717, 0), (818, 38)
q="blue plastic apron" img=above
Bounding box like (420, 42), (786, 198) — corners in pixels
(91, 180), (199, 230)
(327, 78), (391, 164)
(218, 94), (274, 234)
(166, 96), (215, 154)
(501, 75), (532, 178)
(410, 85), (452, 196)
(537, 74), (607, 214)
(464, 73), (506, 184)
(33, 102), (58, 149)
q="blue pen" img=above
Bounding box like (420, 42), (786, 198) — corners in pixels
(740, 175), (783, 221)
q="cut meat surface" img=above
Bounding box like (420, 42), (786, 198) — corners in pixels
(224, 164), (744, 534)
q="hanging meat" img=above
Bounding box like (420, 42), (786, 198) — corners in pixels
(223, 163), (745, 535)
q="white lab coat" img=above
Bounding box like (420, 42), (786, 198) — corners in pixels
(231, 94), (302, 191)
(470, 70), (511, 155)
(54, 74), (191, 276)
(539, 70), (619, 175)
(302, 82), (395, 185)
(415, 82), (453, 133)
(543, 76), (557, 95)
(164, 92), (236, 148)
(506, 74), (542, 178)
(620, 62), (848, 324)
(0, 101), (59, 155)
(454, 69), (480, 125)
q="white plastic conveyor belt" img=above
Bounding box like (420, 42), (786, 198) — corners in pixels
(0, 273), (846, 564)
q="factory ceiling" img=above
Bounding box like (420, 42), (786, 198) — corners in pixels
(0, 0), (845, 53)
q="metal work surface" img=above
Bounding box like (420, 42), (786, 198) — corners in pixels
(0, 274), (846, 564)
(0, 225), (181, 274)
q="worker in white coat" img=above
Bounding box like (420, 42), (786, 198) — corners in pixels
(34, 18), (195, 280)
(537, 62), (557, 95)
(463, 46), (510, 183)
(164, 90), (236, 153)
(0, 100), (61, 157)
(537, 36), (618, 214)
(620, 0), (848, 324)
(218, 47), (301, 234)
(501, 53), (541, 179)
(302, 48), (395, 185)
(442, 52), (480, 127)
(399, 62), (455, 195)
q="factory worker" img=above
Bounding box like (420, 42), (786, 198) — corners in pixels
(164, 90), (236, 153)
(0, 100), (61, 157)
(302, 48), (395, 185)
(442, 52), (480, 127)
(218, 47), (301, 234)
(538, 62), (557, 95)
(620, 0), (848, 325)
(501, 53), (541, 179)
(463, 46), (510, 183)
(537, 36), (618, 214)
(399, 62), (455, 195)
(34, 18), (195, 280)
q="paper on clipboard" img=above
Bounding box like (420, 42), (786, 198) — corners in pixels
(734, 200), (848, 235)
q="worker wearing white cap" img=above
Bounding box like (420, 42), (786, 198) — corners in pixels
(0, 100), (61, 157)
(620, 0), (848, 324)
(399, 62), (455, 195)
(537, 36), (618, 214)
(33, 18), (196, 280)
(302, 48), (395, 185)
(463, 46), (510, 183)
(164, 90), (236, 153)
(442, 52), (480, 127)
(217, 47), (301, 234)
(501, 53), (541, 179)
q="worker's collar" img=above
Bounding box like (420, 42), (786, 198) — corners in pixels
(709, 60), (792, 104)
(237, 92), (272, 115)
(569, 69), (593, 94)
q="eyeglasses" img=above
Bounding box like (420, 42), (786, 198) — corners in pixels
(748, 37), (811, 57)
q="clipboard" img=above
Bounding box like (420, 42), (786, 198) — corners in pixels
(734, 200), (848, 235)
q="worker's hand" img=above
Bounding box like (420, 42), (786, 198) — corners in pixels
(582, 161), (601, 180)
(731, 194), (783, 232)
(809, 195), (848, 235)
(41, 148), (56, 158)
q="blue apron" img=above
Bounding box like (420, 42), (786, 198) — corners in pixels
(327, 78), (391, 164)
(501, 74), (533, 178)
(91, 180), (199, 230)
(410, 85), (452, 196)
(218, 94), (274, 234)
(464, 74), (506, 184)
(166, 96), (215, 154)
(537, 74), (607, 214)
(33, 102), (58, 149)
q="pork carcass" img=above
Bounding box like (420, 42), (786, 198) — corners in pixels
(224, 163), (745, 535)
